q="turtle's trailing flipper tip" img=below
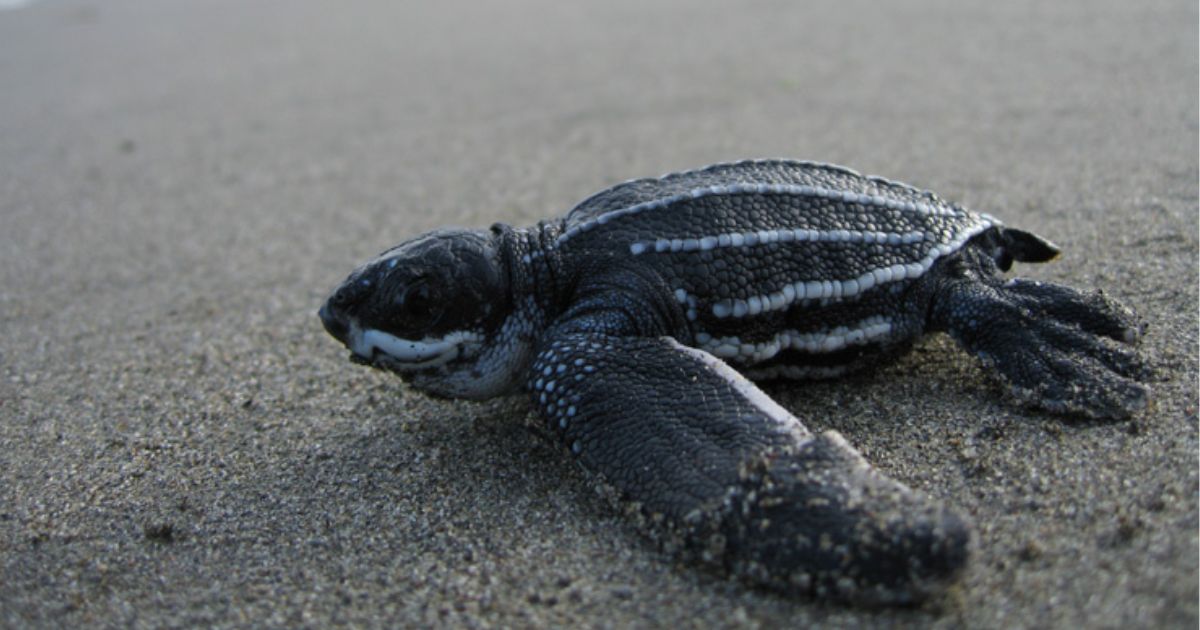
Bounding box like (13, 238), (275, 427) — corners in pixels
(714, 432), (972, 605)
(1001, 227), (1061, 263)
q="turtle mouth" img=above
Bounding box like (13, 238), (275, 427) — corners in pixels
(347, 325), (481, 373)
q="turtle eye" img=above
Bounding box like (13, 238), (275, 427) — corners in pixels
(395, 279), (444, 330)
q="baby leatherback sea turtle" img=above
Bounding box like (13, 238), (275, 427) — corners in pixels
(319, 159), (1149, 604)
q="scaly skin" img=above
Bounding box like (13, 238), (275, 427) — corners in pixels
(318, 160), (1149, 604)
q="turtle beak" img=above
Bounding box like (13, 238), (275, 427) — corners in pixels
(320, 301), (376, 366)
(318, 302), (350, 345)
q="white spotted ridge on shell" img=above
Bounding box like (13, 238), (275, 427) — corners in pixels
(319, 159), (1150, 605)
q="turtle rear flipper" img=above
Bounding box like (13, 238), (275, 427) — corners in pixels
(528, 326), (971, 603)
(931, 248), (1151, 419)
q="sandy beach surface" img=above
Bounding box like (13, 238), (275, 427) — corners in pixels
(2, 0), (1196, 627)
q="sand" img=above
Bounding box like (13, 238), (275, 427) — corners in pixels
(1, 0), (1196, 627)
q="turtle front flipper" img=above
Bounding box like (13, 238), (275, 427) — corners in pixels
(528, 328), (971, 604)
(930, 247), (1151, 419)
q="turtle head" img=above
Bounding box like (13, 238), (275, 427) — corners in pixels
(319, 228), (527, 399)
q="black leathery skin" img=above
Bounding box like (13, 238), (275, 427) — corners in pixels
(714, 435), (971, 604)
(527, 329), (971, 604)
(320, 159), (1151, 604)
(561, 189), (976, 323)
(996, 227), (1061, 264)
(929, 248), (1149, 419)
(338, 229), (510, 341)
(530, 332), (789, 517)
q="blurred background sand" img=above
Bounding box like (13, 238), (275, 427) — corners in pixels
(1, 0), (1196, 626)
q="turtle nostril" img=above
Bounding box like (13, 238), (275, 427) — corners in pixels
(318, 303), (350, 343)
